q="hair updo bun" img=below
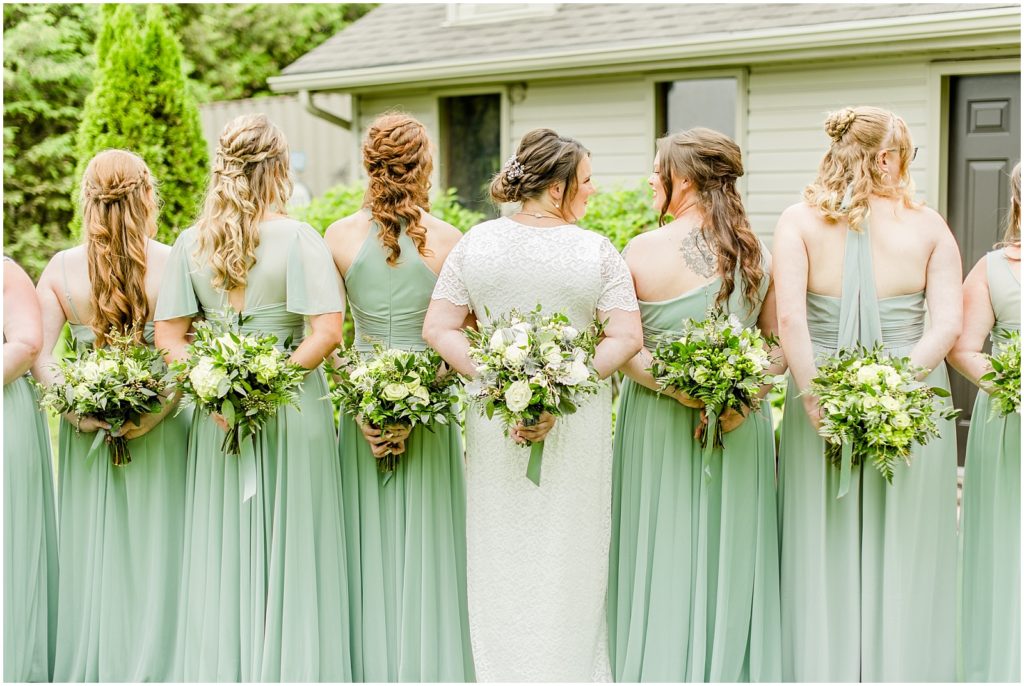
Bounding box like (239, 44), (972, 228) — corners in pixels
(825, 107), (858, 142)
(489, 128), (589, 217)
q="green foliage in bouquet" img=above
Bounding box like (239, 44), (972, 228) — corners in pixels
(326, 345), (460, 477)
(73, 4), (207, 245)
(37, 328), (170, 466)
(649, 307), (778, 462)
(169, 311), (305, 457)
(464, 305), (604, 485)
(981, 329), (1021, 417)
(808, 342), (958, 493)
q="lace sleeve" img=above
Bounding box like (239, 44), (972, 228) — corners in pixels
(432, 234), (472, 309)
(597, 237), (639, 312)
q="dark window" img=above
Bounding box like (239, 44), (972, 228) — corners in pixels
(656, 77), (737, 138)
(440, 93), (501, 215)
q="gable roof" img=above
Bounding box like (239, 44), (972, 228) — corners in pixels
(269, 2), (1020, 92)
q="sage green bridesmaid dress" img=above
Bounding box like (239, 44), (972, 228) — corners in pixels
(957, 247), (1020, 682)
(3, 267), (58, 682)
(608, 258), (781, 682)
(778, 224), (958, 682)
(339, 226), (474, 682)
(52, 291), (191, 681)
(156, 219), (352, 682)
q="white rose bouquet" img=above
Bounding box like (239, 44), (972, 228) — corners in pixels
(327, 345), (460, 480)
(980, 329), (1020, 417)
(464, 305), (603, 486)
(170, 312), (305, 457)
(648, 307), (778, 469)
(808, 342), (958, 496)
(38, 328), (170, 466)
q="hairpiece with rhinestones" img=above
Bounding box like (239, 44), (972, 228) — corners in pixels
(502, 155), (525, 182)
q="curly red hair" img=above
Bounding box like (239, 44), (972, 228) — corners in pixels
(362, 113), (432, 265)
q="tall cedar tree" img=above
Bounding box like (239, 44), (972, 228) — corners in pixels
(74, 4), (207, 244)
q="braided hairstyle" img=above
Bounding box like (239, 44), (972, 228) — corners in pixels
(80, 149), (157, 347)
(490, 128), (589, 221)
(657, 128), (764, 311)
(362, 113), (432, 265)
(196, 113), (292, 291)
(804, 106), (918, 232)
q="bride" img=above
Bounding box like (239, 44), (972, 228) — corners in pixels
(424, 128), (642, 682)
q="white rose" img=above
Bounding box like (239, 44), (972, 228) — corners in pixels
(746, 348), (769, 368)
(382, 383), (410, 402)
(883, 369), (902, 388)
(862, 396), (880, 409)
(540, 342), (562, 366)
(563, 351), (592, 387)
(504, 380), (533, 413)
(98, 358), (118, 376)
(489, 329), (511, 352)
(190, 358), (229, 401)
(856, 365), (881, 386)
(879, 395), (901, 412)
(79, 360), (102, 383)
(561, 325), (579, 341)
(503, 344), (528, 367)
(511, 321), (532, 334)
(891, 412), (912, 429)
(407, 382), (430, 404)
(252, 353), (281, 384)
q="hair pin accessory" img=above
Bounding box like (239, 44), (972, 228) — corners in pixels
(502, 155), (524, 182)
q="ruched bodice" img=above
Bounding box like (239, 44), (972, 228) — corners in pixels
(806, 291), (926, 354)
(345, 224), (436, 352)
(987, 248), (1021, 349)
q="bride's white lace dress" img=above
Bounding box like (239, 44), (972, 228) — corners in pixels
(432, 217), (639, 682)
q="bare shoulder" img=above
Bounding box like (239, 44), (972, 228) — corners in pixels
(777, 201), (820, 231)
(37, 246), (80, 289)
(324, 210), (372, 248)
(421, 212), (463, 252)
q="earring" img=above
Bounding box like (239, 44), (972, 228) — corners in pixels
(554, 203), (560, 208)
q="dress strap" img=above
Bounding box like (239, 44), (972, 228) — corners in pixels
(61, 251), (86, 325)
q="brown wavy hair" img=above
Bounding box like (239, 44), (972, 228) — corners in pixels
(803, 106), (918, 232)
(657, 127), (764, 310)
(196, 113), (292, 291)
(80, 149), (157, 347)
(490, 128), (590, 222)
(363, 113), (432, 266)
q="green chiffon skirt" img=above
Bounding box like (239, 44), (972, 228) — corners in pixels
(778, 365), (958, 682)
(175, 369), (352, 682)
(3, 377), (58, 682)
(608, 379), (781, 682)
(52, 405), (191, 681)
(957, 390), (1020, 682)
(339, 415), (475, 682)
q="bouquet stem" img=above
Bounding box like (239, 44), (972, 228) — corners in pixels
(379, 451), (400, 486)
(109, 435), (132, 467)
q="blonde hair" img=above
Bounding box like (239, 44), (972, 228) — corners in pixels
(196, 113), (292, 291)
(657, 128), (763, 310)
(80, 149), (157, 347)
(1003, 161), (1021, 248)
(804, 106), (918, 231)
(363, 113), (432, 266)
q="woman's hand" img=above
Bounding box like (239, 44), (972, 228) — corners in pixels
(670, 389), (705, 409)
(512, 412), (556, 445)
(65, 412), (111, 434)
(114, 412), (164, 441)
(718, 405), (750, 433)
(359, 419), (410, 457)
(802, 393), (823, 431)
(211, 412), (230, 433)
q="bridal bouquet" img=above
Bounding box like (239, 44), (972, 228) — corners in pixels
(328, 345), (460, 479)
(648, 308), (777, 455)
(808, 342), (957, 495)
(981, 330), (1021, 417)
(464, 305), (603, 485)
(38, 328), (169, 466)
(170, 312), (305, 456)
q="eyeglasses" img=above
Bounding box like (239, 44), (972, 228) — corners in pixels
(882, 146), (918, 162)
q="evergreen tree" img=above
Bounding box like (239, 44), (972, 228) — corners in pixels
(74, 4), (207, 244)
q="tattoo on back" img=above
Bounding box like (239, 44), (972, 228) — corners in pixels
(680, 227), (718, 277)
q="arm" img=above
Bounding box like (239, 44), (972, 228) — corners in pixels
(154, 316), (194, 365)
(422, 299), (475, 377)
(756, 277), (788, 399)
(911, 227), (963, 374)
(946, 258), (994, 388)
(3, 261), (42, 384)
(592, 308), (643, 380)
(290, 312), (343, 370)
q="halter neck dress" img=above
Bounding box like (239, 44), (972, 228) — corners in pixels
(778, 222), (958, 681)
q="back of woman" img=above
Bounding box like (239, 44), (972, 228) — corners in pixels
(608, 128), (782, 682)
(154, 114), (350, 682)
(31, 149), (189, 682)
(324, 113), (474, 682)
(774, 106), (961, 682)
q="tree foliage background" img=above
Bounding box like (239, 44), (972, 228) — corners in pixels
(4, 3), (374, 277)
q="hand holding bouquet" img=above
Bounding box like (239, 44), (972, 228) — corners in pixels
(38, 328), (170, 466)
(807, 342), (958, 497)
(648, 308), (777, 474)
(980, 329), (1020, 417)
(170, 312), (305, 458)
(464, 305), (603, 486)
(328, 345), (460, 480)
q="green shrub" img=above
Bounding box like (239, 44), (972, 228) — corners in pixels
(577, 182), (660, 250)
(294, 184), (486, 234)
(73, 5), (208, 245)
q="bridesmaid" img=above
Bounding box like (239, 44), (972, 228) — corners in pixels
(774, 106), (962, 681)
(325, 113), (474, 682)
(608, 128), (783, 682)
(949, 161), (1020, 682)
(154, 113), (351, 682)
(32, 150), (189, 681)
(3, 256), (57, 682)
